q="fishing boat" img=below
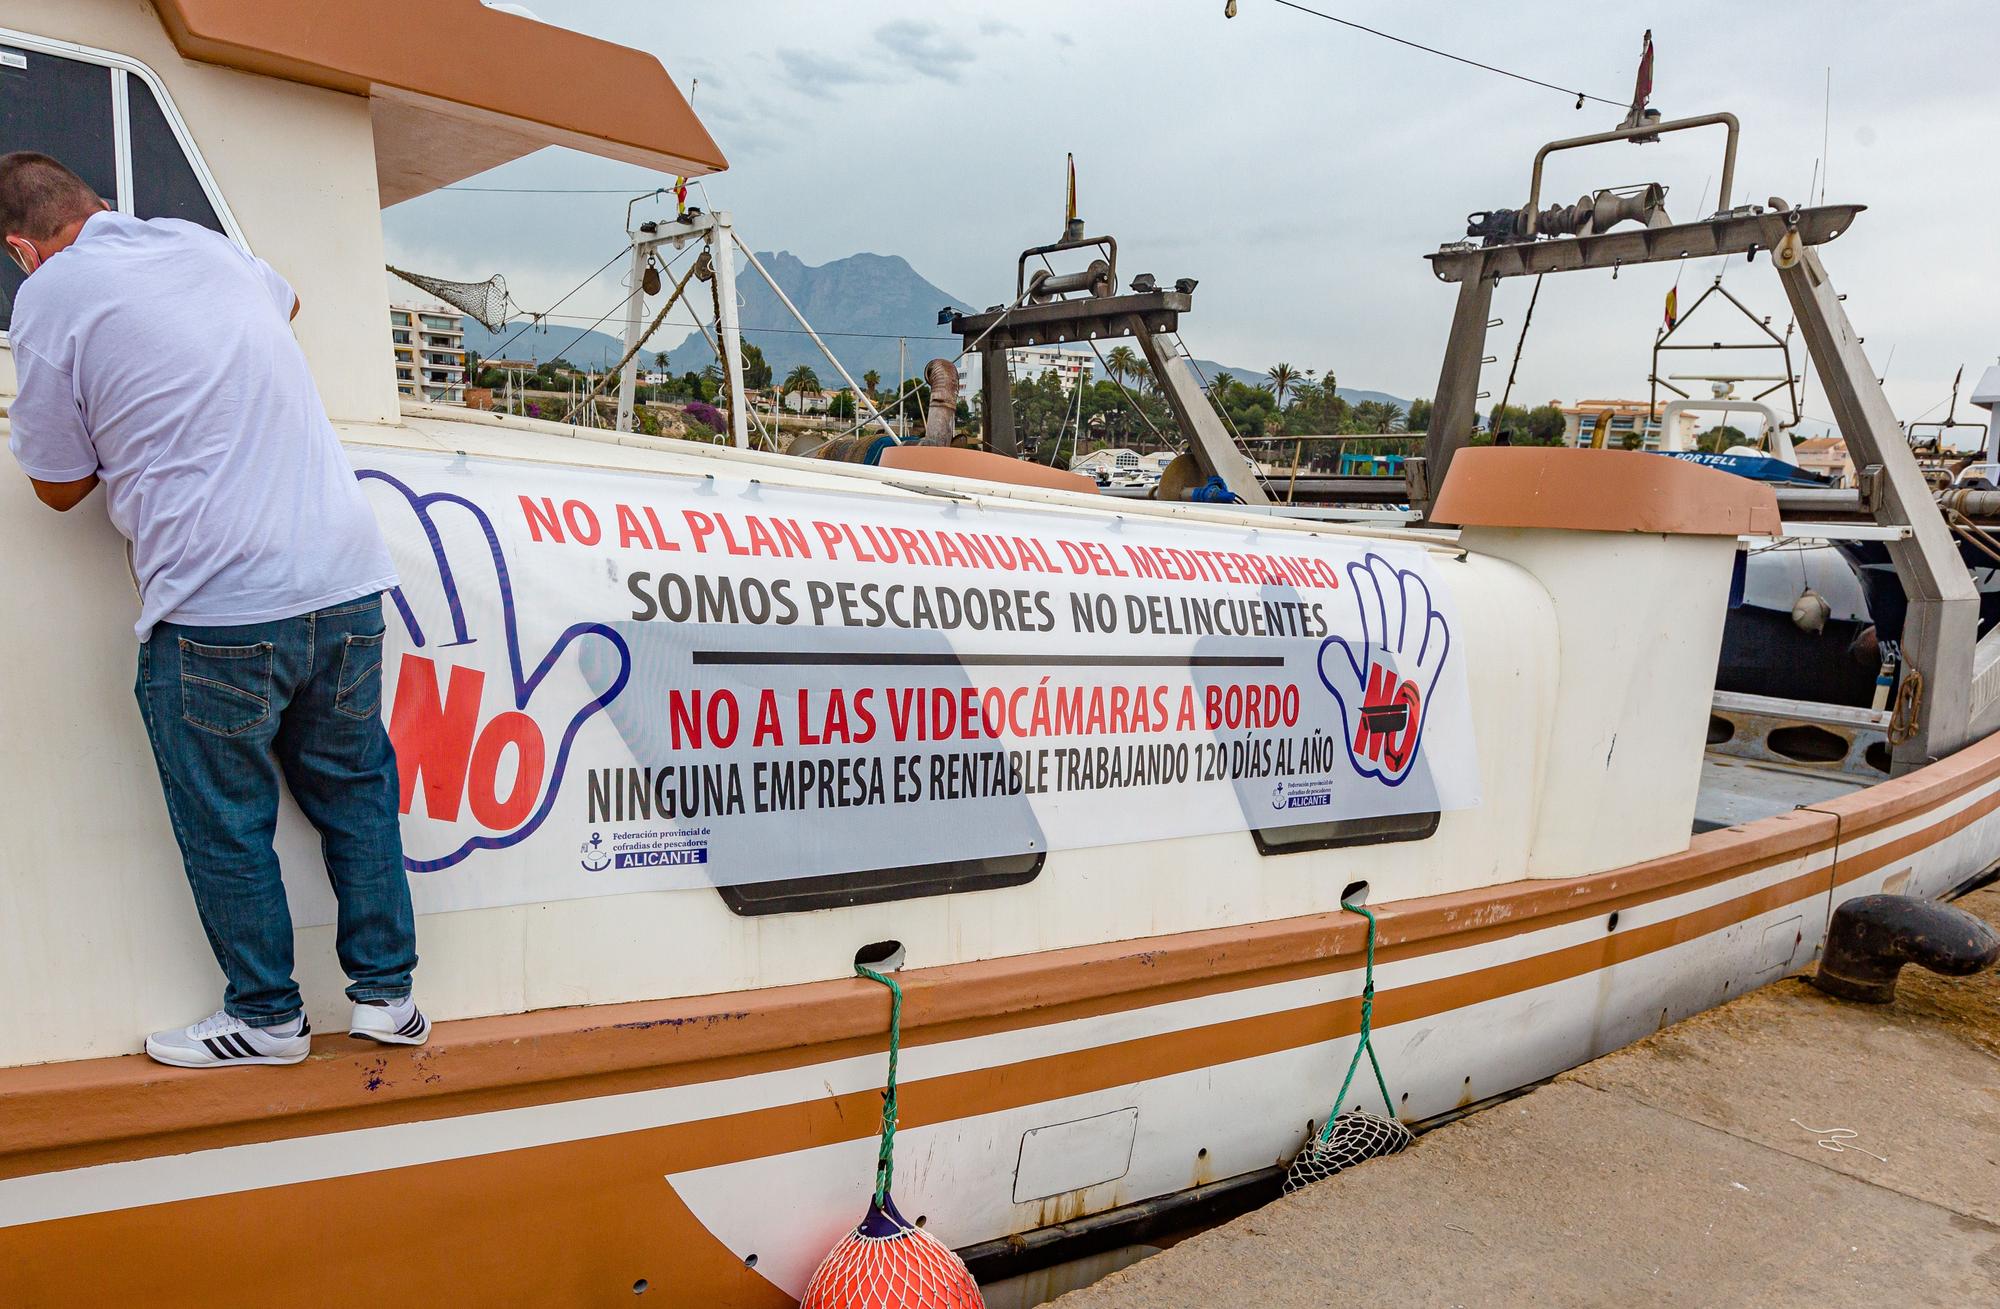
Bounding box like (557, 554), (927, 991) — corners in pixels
(4, 6), (1998, 1306)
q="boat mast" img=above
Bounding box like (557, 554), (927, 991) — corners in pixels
(710, 213), (751, 449)
(615, 209), (751, 448)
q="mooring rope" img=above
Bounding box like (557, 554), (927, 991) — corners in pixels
(855, 962), (904, 1207)
(1319, 900), (1397, 1141)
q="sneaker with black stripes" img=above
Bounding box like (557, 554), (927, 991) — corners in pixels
(348, 995), (430, 1046)
(145, 1008), (311, 1068)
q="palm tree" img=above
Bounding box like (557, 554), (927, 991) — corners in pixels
(1105, 345), (1140, 387)
(782, 364), (821, 396)
(862, 369), (880, 396)
(1266, 362), (1298, 408)
(1353, 399), (1403, 433)
(1210, 371), (1234, 396)
(653, 350), (669, 374)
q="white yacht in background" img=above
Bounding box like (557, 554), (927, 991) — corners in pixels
(3, 5), (1998, 1305)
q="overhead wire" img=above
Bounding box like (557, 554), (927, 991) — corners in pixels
(1264, 0), (1624, 108)
(481, 243), (636, 361)
(507, 312), (958, 343)
(441, 185), (679, 194)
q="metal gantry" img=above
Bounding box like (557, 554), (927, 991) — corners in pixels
(950, 228), (1270, 504)
(1418, 110), (1982, 769)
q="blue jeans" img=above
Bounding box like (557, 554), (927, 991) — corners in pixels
(136, 593), (416, 1027)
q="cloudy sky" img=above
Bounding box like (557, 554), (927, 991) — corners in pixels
(385, 0), (2000, 426)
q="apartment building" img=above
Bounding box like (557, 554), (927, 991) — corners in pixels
(1794, 436), (1853, 486)
(390, 303), (467, 404)
(1009, 344), (1094, 394)
(1559, 398), (1698, 450)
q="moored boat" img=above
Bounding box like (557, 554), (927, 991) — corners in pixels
(3, 6), (1998, 1306)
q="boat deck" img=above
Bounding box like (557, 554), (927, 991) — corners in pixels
(1051, 883), (2000, 1308)
(1694, 752), (1875, 830)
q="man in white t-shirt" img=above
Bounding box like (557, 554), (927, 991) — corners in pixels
(3, 151), (428, 1067)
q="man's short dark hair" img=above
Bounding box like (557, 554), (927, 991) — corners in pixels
(0, 152), (106, 241)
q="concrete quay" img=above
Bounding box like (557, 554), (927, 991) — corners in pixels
(1052, 885), (2000, 1308)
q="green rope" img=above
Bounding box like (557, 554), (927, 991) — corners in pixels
(856, 963), (903, 1206)
(1317, 901), (1397, 1145)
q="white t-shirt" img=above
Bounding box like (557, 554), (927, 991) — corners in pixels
(7, 212), (396, 639)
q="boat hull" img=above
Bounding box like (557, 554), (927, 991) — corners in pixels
(4, 732), (1998, 1307)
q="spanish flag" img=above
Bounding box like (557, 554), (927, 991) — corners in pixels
(674, 177), (688, 216)
(1664, 285), (1679, 330)
(1066, 153), (1077, 225)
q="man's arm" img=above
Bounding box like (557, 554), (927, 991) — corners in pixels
(29, 473), (99, 512)
(8, 341), (100, 508)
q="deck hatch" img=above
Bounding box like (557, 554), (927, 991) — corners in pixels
(1013, 1107), (1140, 1205)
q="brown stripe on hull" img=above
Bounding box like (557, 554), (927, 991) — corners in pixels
(5, 1137), (794, 1309)
(2, 759), (1997, 1305)
(4, 737), (1999, 1182)
(0, 815), (1933, 1308)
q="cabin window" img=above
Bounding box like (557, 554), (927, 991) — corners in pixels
(1251, 809), (1440, 855)
(126, 77), (222, 232)
(0, 47), (115, 331)
(0, 34), (237, 335)
(717, 851), (1045, 916)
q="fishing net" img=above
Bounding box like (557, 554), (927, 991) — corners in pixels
(802, 964), (983, 1309)
(1281, 901), (1414, 1194)
(386, 265), (511, 331)
(1282, 1110), (1413, 1193)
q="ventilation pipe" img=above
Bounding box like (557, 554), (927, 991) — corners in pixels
(922, 359), (960, 446)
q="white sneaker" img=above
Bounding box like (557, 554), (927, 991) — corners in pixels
(348, 995), (430, 1046)
(145, 1008), (311, 1068)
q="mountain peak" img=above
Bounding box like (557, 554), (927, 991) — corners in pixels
(455, 248), (1406, 411)
(659, 250), (972, 383)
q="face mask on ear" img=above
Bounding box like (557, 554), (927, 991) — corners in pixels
(5, 236), (40, 277)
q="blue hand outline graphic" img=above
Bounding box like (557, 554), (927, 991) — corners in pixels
(358, 468), (632, 872)
(1316, 551), (1450, 787)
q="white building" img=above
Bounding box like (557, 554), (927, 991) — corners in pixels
(1072, 448), (1141, 478)
(390, 302), (466, 404)
(1009, 345), (1094, 394)
(1559, 398), (1700, 450)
